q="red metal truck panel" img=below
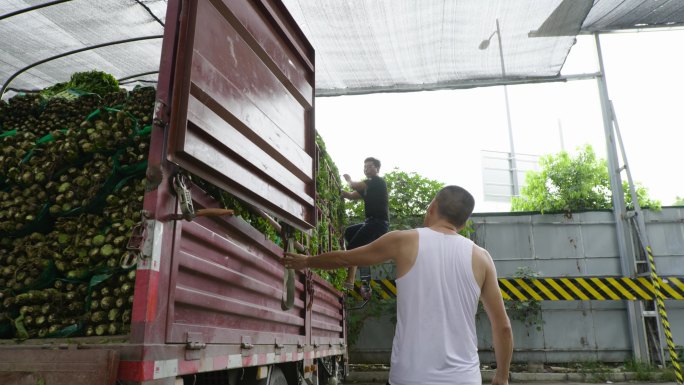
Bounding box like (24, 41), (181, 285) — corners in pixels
(228, 0), (314, 107)
(166, 0), (316, 230)
(310, 274), (346, 346)
(165, 185), (308, 349)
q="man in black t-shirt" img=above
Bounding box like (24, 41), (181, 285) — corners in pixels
(341, 157), (390, 293)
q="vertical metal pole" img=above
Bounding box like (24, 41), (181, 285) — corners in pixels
(594, 33), (649, 361)
(496, 19), (519, 197)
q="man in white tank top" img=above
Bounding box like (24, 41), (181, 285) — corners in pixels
(282, 186), (513, 385)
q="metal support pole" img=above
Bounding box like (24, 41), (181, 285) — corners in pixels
(594, 33), (649, 361)
(496, 19), (520, 197)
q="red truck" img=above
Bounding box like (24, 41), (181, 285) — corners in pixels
(0, 1), (346, 384)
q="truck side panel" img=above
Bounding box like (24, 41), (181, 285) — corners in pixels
(165, 0), (316, 230)
(310, 274), (346, 347)
(165, 185), (307, 347)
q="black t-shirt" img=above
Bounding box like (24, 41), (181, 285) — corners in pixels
(363, 176), (389, 221)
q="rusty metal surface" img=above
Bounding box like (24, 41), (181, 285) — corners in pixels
(128, 0), (183, 349)
(0, 349), (119, 385)
(310, 274), (345, 346)
(166, 0), (316, 230)
(165, 185), (307, 349)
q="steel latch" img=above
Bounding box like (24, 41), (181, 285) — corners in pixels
(121, 220), (146, 268)
(173, 174), (195, 221)
(185, 332), (205, 360)
(170, 174), (234, 221)
(241, 336), (254, 351)
(186, 341), (206, 350)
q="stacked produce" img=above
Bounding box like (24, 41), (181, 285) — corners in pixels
(12, 281), (88, 339)
(0, 71), (154, 339)
(0, 184), (48, 233)
(123, 86), (155, 125)
(0, 233), (52, 294)
(46, 154), (114, 216)
(32, 94), (101, 138)
(0, 68), (349, 341)
(85, 268), (135, 337)
(0, 94), (42, 133)
(0, 131), (38, 185)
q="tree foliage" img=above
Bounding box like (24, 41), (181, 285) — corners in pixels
(511, 145), (660, 213)
(674, 196), (684, 206)
(345, 169), (445, 231)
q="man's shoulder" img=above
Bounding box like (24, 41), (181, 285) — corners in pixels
(472, 244), (492, 262)
(385, 228), (415, 235)
(365, 175), (386, 187)
(383, 229), (418, 242)
(373, 175), (387, 186)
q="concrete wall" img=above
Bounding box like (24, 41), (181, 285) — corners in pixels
(349, 207), (684, 364)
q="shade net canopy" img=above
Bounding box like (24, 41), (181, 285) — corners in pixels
(0, 0), (166, 94)
(1, 0), (683, 98)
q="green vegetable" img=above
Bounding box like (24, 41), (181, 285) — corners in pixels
(95, 324), (107, 336)
(67, 71), (119, 97)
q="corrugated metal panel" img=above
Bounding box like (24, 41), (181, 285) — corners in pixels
(353, 208), (684, 364)
(310, 274), (345, 346)
(581, 0), (684, 32)
(166, 0), (316, 230)
(166, 185), (307, 347)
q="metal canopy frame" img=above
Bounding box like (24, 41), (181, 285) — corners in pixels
(0, 0), (167, 97)
(0, 35), (163, 96)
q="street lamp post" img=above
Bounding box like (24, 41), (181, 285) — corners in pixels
(480, 19), (519, 197)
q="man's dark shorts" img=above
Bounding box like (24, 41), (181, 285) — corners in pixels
(344, 218), (389, 250)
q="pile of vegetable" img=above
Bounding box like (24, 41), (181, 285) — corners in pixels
(0, 69), (347, 340)
(0, 71), (154, 339)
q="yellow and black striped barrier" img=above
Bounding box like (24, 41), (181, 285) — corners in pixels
(347, 276), (684, 301)
(646, 247), (683, 384)
(348, 274), (684, 383)
(498, 276), (684, 301)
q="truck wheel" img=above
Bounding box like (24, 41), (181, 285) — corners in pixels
(269, 366), (288, 385)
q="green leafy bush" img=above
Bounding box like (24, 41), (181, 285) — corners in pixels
(511, 145), (660, 213)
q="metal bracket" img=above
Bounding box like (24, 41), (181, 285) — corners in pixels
(281, 222), (296, 311)
(153, 99), (169, 130)
(241, 336), (254, 354)
(306, 270), (315, 311)
(274, 338), (284, 351)
(173, 174), (195, 221)
(185, 332), (205, 360)
(168, 174), (234, 222)
(121, 221), (146, 268)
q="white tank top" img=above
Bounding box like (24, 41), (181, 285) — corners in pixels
(388, 227), (481, 385)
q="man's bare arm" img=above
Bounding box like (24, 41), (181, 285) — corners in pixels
(343, 174), (367, 194)
(479, 249), (513, 385)
(282, 230), (412, 270)
(342, 190), (362, 200)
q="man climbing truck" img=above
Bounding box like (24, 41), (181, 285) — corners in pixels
(341, 157), (390, 297)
